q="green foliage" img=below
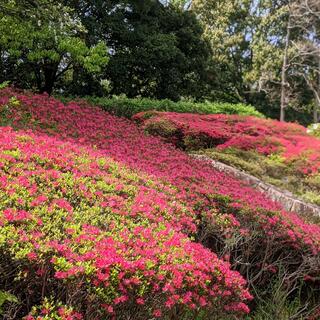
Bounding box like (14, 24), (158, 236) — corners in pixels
(63, 0), (210, 101)
(200, 147), (320, 208)
(191, 0), (253, 102)
(307, 123), (320, 137)
(143, 118), (180, 138)
(304, 174), (320, 205)
(0, 81), (10, 90)
(0, 291), (18, 315)
(191, 0), (319, 124)
(0, 0), (108, 94)
(246, 284), (308, 320)
(199, 149), (265, 177)
(81, 96), (264, 118)
(0, 96), (21, 127)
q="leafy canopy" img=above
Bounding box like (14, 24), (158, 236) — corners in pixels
(0, 0), (109, 93)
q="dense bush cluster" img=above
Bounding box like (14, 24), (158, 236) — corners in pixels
(134, 111), (320, 206)
(0, 88), (319, 318)
(79, 96), (264, 118)
(0, 127), (251, 319)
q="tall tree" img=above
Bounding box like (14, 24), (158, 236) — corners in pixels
(290, 0), (320, 122)
(64, 0), (210, 100)
(247, 0), (319, 122)
(192, 0), (317, 121)
(280, 3), (293, 122)
(0, 0), (109, 94)
(246, 0), (298, 121)
(191, 0), (253, 102)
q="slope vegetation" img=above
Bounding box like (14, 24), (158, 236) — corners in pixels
(134, 111), (320, 206)
(0, 88), (319, 319)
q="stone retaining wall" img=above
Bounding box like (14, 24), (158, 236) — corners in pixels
(191, 154), (320, 219)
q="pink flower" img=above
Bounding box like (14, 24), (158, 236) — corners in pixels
(27, 252), (37, 261)
(153, 309), (162, 318)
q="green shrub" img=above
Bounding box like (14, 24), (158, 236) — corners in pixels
(307, 123), (320, 137)
(199, 149), (265, 177)
(305, 174), (320, 190)
(80, 96), (264, 118)
(246, 278), (313, 320)
(303, 191), (320, 206)
(198, 147), (320, 208)
(0, 81), (10, 89)
(0, 291), (17, 315)
(143, 118), (180, 138)
(183, 134), (214, 150)
(263, 155), (289, 179)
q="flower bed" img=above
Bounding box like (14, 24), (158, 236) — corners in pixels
(134, 111), (320, 206)
(0, 88), (319, 318)
(0, 127), (250, 319)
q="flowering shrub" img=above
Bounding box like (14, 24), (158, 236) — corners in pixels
(0, 126), (250, 318)
(134, 111), (320, 204)
(133, 111), (319, 167)
(25, 299), (83, 320)
(0, 88), (319, 317)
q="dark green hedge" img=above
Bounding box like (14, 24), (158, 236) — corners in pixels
(81, 96), (264, 118)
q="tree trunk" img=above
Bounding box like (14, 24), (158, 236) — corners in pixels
(313, 104), (318, 123)
(40, 62), (58, 95)
(316, 55), (320, 123)
(280, 13), (292, 122)
(312, 54), (320, 123)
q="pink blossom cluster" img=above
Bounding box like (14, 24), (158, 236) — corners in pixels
(1, 88), (319, 251)
(0, 126), (251, 318)
(134, 111), (320, 173)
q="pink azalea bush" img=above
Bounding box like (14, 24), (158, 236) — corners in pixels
(0, 126), (250, 319)
(133, 111), (320, 174)
(0, 88), (319, 318)
(133, 111), (320, 206)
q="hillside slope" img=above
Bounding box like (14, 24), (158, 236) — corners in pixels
(0, 88), (319, 319)
(134, 111), (320, 207)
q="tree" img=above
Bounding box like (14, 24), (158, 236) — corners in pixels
(191, 0), (253, 102)
(164, 0), (192, 10)
(245, 0), (299, 121)
(280, 3), (293, 122)
(246, 0), (320, 122)
(64, 0), (210, 100)
(289, 0), (320, 122)
(0, 0), (109, 94)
